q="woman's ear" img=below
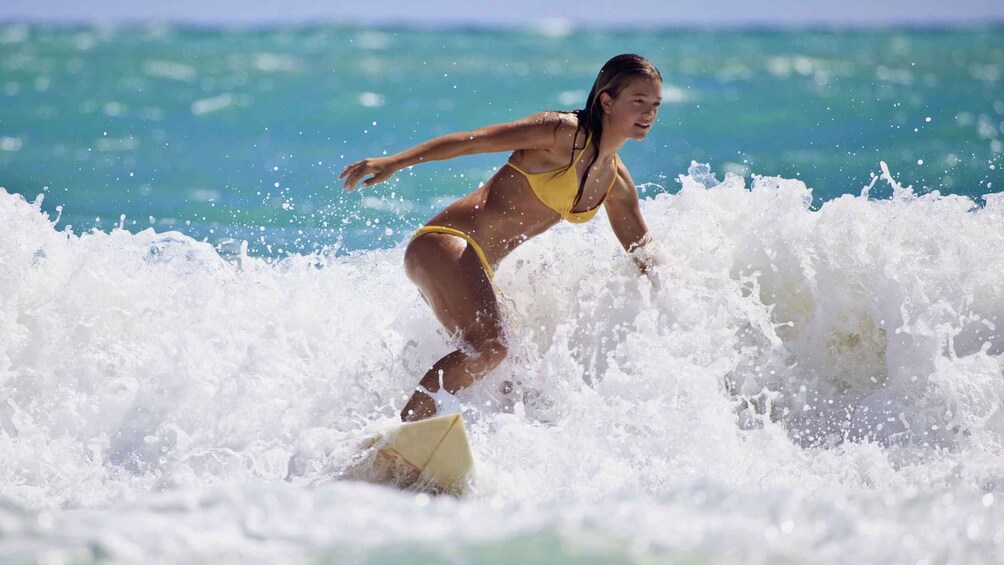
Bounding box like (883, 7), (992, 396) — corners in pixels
(599, 91), (612, 113)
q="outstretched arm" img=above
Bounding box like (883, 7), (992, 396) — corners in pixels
(339, 112), (563, 190)
(604, 163), (659, 273)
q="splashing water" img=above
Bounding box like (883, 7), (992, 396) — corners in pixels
(1, 162), (1002, 562)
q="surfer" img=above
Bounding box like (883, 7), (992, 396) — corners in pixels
(340, 54), (663, 422)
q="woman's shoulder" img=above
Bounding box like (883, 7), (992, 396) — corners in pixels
(518, 110), (580, 134)
(522, 109), (578, 127)
(613, 156), (637, 189)
(507, 110), (583, 153)
(549, 110), (585, 139)
(603, 158), (641, 206)
(540, 111), (589, 151)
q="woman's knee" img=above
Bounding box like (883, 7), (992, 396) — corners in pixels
(467, 335), (508, 372)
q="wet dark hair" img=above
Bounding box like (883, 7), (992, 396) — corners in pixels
(568, 54), (662, 209)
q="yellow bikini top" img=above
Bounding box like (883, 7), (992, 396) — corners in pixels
(506, 133), (618, 224)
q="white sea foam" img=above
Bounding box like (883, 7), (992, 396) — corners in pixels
(1, 164), (1002, 562)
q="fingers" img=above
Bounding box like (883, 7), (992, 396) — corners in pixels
(338, 160), (360, 180)
(339, 160), (364, 189)
(362, 172), (388, 188)
(341, 160), (377, 191)
(343, 171), (361, 191)
(340, 159), (392, 191)
(341, 164), (367, 191)
(345, 169), (378, 191)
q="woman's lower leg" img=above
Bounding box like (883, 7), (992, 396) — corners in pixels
(400, 339), (507, 421)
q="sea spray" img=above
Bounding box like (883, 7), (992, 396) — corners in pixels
(1, 162), (1002, 562)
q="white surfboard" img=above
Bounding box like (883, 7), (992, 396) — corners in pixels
(363, 413), (474, 495)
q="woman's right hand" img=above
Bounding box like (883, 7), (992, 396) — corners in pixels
(339, 157), (397, 191)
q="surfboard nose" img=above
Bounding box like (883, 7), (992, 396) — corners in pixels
(374, 413), (473, 494)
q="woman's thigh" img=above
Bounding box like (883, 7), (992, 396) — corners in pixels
(404, 233), (502, 344)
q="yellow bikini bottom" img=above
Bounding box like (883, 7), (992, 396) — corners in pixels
(411, 225), (495, 280)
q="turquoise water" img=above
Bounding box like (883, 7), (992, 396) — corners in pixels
(1, 24), (1001, 255)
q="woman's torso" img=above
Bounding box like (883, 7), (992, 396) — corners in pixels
(422, 114), (620, 267)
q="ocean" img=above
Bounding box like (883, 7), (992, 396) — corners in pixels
(1, 23), (1003, 564)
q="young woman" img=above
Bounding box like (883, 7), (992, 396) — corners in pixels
(340, 54), (663, 422)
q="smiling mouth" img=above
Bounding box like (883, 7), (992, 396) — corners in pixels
(635, 122), (651, 129)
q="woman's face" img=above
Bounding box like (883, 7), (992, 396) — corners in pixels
(602, 76), (662, 141)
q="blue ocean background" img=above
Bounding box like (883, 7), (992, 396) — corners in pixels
(2, 23), (1004, 565)
(1, 24), (1001, 255)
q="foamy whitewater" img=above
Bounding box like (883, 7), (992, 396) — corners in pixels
(1, 165), (1003, 563)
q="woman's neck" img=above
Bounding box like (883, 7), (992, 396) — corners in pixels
(596, 130), (627, 161)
